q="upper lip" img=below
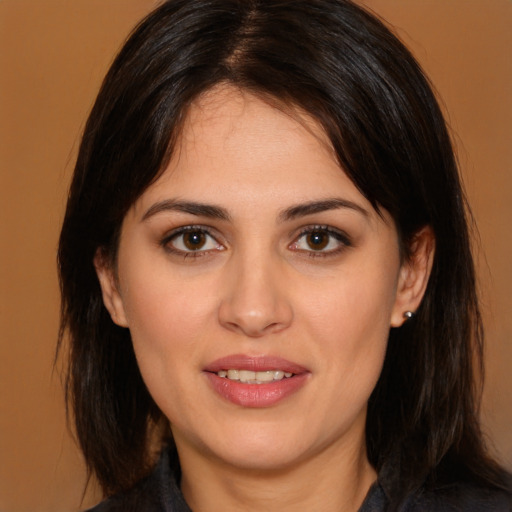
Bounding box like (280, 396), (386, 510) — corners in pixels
(203, 354), (308, 374)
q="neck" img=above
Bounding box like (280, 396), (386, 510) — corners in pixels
(177, 428), (377, 512)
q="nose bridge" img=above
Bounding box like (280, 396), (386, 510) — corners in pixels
(218, 243), (293, 337)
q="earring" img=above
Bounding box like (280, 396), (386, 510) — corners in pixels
(403, 311), (415, 320)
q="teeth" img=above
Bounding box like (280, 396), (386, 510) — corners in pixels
(227, 369), (239, 380)
(239, 370), (255, 382)
(217, 369), (295, 383)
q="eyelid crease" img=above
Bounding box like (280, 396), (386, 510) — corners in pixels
(295, 224), (352, 242)
(161, 224), (221, 240)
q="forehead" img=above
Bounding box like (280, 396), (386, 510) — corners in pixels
(129, 85), (378, 223)
(146, 86), (355, 190)
(184, 85), (335, 153)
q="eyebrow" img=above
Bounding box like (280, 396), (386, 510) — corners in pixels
(141, 197), (368, 223)
(278, 198), (369, 222)
(141, 199), (231, 222)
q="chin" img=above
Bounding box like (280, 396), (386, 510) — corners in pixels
(197, 419), (347, 473)
(215, 443), (311, 473)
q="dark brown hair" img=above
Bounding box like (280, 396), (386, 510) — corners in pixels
(58, 0), (509, 507)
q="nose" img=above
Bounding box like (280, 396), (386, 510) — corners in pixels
(217, 252), (293, 338)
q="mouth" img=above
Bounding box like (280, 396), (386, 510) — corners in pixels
(203, 355), (309, 407)
(215, 369), (294, 383)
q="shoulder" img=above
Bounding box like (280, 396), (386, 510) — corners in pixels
(85, 447), (191, 512)
(85, 477), (165, 512)
(405, 481), (512, 511)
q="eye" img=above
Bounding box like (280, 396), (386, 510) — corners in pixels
(163, 226), (224, 255)
(290, 226), (351, 255)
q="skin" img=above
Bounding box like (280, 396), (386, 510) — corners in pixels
(96, 86), (434, 512)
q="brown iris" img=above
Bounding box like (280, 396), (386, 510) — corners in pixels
(306, 231), (329, 250)
(183, 231), (207, 250)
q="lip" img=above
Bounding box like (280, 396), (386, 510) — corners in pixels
(204, 354), (308, 374)
(203, 354), (310, 408)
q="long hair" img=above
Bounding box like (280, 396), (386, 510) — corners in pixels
(58, 0), (509, 506)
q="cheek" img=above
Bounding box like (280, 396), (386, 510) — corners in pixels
(125, 282), (215, 360)
(120, 248), (217, 340)
(303, 260), (398, 338)
(299, 260), (398, 385)
(117, 258), (218, 393)
(121, 277), (215, 423)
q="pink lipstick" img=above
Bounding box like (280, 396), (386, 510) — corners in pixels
(203, 355), (310, 408)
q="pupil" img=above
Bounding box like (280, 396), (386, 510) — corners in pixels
(307, 231), (328, 250)
(184, 231), (206, 250)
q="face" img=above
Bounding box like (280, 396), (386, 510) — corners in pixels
(97, 86), (426, 475)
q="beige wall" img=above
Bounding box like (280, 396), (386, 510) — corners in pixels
(0, 1), (510, 510)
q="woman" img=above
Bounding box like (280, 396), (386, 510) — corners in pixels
(58, 0), (511, 510)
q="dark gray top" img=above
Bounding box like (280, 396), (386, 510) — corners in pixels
(87, 447), (511, 511)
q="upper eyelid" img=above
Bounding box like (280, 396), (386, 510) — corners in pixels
(162, 224), (221, 241)
(163, 223), (349, 238)
(159, 223), (352, 251)
(290, 225), (353, 254)
(294, 224), (351, 241)
(161, 226), (225, 257)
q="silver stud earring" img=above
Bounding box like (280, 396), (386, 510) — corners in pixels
(403, 311), (415, 320)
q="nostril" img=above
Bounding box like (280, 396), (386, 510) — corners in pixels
(219, 307), (292, 337)
(216, 268), (294, 337)
(222, 320), (274, 338)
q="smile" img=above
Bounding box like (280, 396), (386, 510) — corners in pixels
(204, 355), (309, 407)
(217, 369), (294, 383)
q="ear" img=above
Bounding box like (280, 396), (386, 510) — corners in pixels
(390, 226), (435, 327)
(93, 249), (129, 328)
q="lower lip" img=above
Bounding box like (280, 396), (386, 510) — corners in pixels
(205, 372), (309, 408)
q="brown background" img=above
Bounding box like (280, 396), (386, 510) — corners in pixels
(0, 1), (510, 510)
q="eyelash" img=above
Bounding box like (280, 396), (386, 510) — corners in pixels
(160, 224), (352, 260)
(290, 225), (352, 258)
(160, 225), (224, 259)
